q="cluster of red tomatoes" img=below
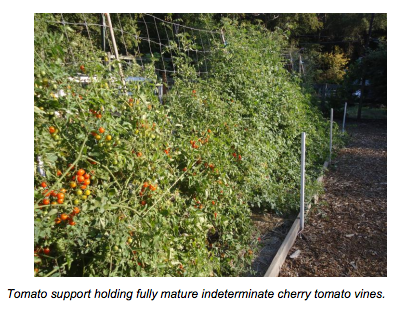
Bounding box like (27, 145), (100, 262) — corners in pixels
(59, 167), (94, 226)
(190, 140), (199, 149)
(69, 168), (93, 191)
(90, 127), (109, 141)
(89, 108), (102, 119)
(203, 162), (215, 171)
(35, 247), (51, 257)
(55, 206), (80, 226)
(48, 126), (61, 143)
(40, 182), (66, 205)
(232, 152), (242, 161)
(131, 150), (142, 157)
(40, 167), (94, 228)
(193, 198), (203, 209)
(139, 182), (158, 206)
(190, 129), (211, 150)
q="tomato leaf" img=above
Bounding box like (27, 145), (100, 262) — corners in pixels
(47, 209), (58, 217)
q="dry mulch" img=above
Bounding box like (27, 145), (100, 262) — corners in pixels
(279, 120), (387, 277)
(246, 213), (294, 276)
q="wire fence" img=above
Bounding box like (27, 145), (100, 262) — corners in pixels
(41, 13), (224, 85)
(39, 13), (312, 89)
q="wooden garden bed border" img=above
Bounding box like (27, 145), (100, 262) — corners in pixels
(264, 161), (329, 277)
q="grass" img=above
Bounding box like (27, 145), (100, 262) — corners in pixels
(346, 104), (387, 120)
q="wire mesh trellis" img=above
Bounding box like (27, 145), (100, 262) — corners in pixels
(40, 13), (223, 88)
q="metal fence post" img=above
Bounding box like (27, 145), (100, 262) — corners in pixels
(157, 84), (163, 104)
(100, 13), (106, 52)
(300, 132), (306, 231)
(330, 108), (333, 165)
(342, 102), (347, 133)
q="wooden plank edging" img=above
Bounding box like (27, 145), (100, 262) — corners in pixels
(264, 161), (329, 277)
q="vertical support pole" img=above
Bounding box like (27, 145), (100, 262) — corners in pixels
(104, 13), (126, 89)
(37, 156), (46, 178)
(290, 52), (294, 72)
(300, 132), (306, 231)
(100, 13), (106, 52)
(162, 70), (168, 95)
(329, 108), (333, 164)
(220, 29), (227, 46)
(342, 102), (347, 133)
(157, 84), (163, 104)
(299, 54), (302, 75)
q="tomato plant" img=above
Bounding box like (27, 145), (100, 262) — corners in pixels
(34, 14), (336, 277)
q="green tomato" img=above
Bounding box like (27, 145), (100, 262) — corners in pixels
(76, 189), (83, 196)
(73, 199), (80, 205)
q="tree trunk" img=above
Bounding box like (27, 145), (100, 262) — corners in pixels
(357, 13), (375, 120)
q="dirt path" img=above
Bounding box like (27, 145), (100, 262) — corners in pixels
(280, 120), (387, 277)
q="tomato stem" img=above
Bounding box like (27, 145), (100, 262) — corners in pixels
(141, 159), (197, 216)
(43, 262), (68, 277)
(82, 155), (122, 191)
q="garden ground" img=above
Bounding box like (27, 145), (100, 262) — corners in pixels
(280, 119), (387, 276)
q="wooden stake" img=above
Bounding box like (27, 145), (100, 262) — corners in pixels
(104, 13), (126, 89)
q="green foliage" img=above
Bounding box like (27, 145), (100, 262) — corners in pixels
(316, 47), (350, 84)
(340, 41), (387, 106)
(361, 43), (387, 105)
(34, 14), (335, 277)
(203, 19), (330, 212)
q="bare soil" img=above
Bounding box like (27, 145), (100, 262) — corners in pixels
(280, 120), (387, 277)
